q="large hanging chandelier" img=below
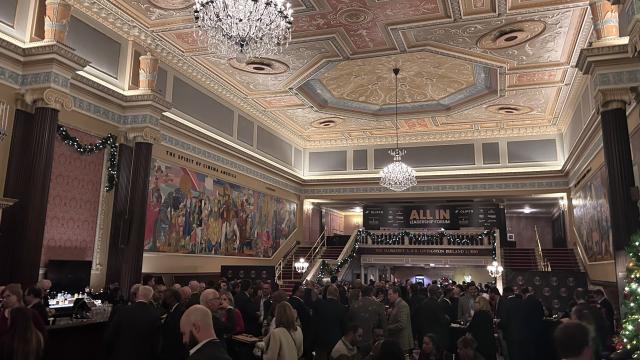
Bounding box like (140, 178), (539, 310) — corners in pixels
(193, 0), (294, 62)
(379, 68), (417, 192)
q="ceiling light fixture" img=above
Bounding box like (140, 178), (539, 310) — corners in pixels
(379, 68), (417, 192)
(193, 0), (294, 63)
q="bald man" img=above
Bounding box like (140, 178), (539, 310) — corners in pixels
(105, 285), (161, 360)
(180, 305), (231, 360)
(187, 280), (201, 308)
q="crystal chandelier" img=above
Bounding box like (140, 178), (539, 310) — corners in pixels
(486, 261), (504, 278)
(193, 0), (294, 62)
(294, 258), (309, 273)
(379, 68), (417, 192)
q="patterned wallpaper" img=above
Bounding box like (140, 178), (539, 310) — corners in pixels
(41, 128), (103, 266)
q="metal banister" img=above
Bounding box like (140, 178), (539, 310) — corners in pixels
(534, 225), (551, 271)
(301, 230), (326, 278)
(275, 240), (299, 284)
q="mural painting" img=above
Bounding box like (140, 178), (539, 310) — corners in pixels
(144, 159), (297, 257)
(571, 166), (612, 262)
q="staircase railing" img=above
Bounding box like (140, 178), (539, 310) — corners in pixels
(275, 240), (299, 285)
(336, 229), (359, 281)
(301, 230), (326, 279)
(534, 226), (551, 271)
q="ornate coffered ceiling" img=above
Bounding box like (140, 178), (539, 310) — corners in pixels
(94, 0), (591, 147)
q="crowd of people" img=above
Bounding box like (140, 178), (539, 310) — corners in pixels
(0, 274), (623, 360)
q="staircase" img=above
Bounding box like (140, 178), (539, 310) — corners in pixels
(323, 246), (344, 260)
(542, 248), (581, 271)
(280, 246), (313, 295)
(502, 248), (539, 271)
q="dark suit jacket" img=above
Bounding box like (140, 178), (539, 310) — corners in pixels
(348, 297), (386, 346)
(235, 291), (260, 336)
(521, 295), (545, 359)
(104, 301), (162, 360)
(161, 304), (187, 360)
(468, 310), (497, 360)
(439, 297), (456, 323)
(419, 297), (450, 348)
(189, 339), (232, 360)
(28, 301), (49, 325)
(188, 292), (201, 308)
(313, 298), (347, 351)
(289, 296), (310, 328)
(499, 295), (525, 342)
(599, 298), (615, 336)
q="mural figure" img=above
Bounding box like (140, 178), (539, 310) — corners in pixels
(144, 159), (297, 257)
(572, 166), (613, 262)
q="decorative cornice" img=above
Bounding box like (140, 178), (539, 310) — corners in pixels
(161, 133), (304, 194)
(0, 38), (90, 69)
(72, 96), (161, 126)
(71, 73), (172, 108)
(302, 180), (569, 195)
(575, 41), (630, 74)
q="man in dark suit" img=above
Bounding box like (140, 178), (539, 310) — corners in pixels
(187, 281), (201, 308)
(180, 305), (231, 360)
(439, 286), (457, 323)
(313, 284), (347, 359)
(498, 286), (525, 360)
(594, 289), (615, 336)
(259, 281), (273, 329)
(572, 288), (610, 353)
(408, 283), (426, 340)
(348, 285), (386, 356)
(235, 279), (260, 336)
(161, 288), (188, 360)
(104, 285), (162, 360)
(25, 287), (49, 325)
(521, 287), (546, 360)
(419, 285), (450, 349)
(289, 282), (313, 360)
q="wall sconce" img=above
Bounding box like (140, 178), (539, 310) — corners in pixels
(303, 200), (314, 214)
(559, 198), (567, 211)
(0, 100), (9, 143)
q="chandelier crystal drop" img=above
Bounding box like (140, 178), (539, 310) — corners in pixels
(379, 68), (417, 192)
(193, 0), (294, 62)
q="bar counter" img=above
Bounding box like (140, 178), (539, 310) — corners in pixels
(45, 319), (108, 360)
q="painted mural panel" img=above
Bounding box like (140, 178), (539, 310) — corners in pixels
(571, 166), (612, 262)
(144, 159), (297, 257)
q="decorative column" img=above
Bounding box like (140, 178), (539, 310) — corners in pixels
(139, 53), (159, 91)
(44, 0), (72, 43)
(119, 127), (159, 294)
(0, 89), (72, 287)
(589, 0), (620, 41)
(104, 143), (133, 288)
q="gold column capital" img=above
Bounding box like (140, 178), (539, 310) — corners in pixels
(126, 126), (161, 144)
(596, 88), (633, 111)
(24, 88), (73, 111)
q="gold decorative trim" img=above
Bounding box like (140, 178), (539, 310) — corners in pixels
(595, 88), (632, 111)
(24, 88), (73, 111)
(127, 126), (161, 144)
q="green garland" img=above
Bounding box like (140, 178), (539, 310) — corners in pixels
(314, 228), (497, 283)
(56, 125), (119, 192)
(621, 233), (640, 357)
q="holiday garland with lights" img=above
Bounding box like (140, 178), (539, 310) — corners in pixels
(621, 232), (640, 358)
(56, 125), (119, 192)
(314, 228), (496, 283)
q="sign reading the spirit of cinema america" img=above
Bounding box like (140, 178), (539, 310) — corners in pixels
(363, 203), (498, 230)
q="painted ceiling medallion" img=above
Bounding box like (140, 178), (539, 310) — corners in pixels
(149, 0), (193, 10)
(337, 8), (373, 25)
(486, 104), (533, 115)
(477, 20), (546, 49)
(228, 57), (290, 75)
(311, 117), (343, 128)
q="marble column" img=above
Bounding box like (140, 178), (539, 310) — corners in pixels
(597, 89), (639, 308)
(44, 0), (72, 43)
(139, 53), (159, 91)
(119, 127), (159, 295)
(104, 143), (134, 288)
(0, 89), (72, 287)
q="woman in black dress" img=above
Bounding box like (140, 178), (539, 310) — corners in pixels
(467, 296), (497, 360)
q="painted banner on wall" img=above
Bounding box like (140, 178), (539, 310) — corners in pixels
(144, 159), (297, 258)
(571, 165), (613, 262)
